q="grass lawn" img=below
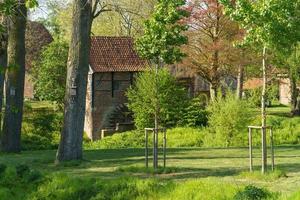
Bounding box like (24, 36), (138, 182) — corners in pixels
(1, 146), (300, 197)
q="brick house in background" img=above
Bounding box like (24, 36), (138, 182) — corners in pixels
(84, 37), (147, 140)
(24, 21), (53, 98)
(244, 77), (293, 105)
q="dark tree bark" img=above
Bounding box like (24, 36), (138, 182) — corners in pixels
(56, 0), (92, 162)
(1, 1), (27, 153)
(0, 16), (7, 131)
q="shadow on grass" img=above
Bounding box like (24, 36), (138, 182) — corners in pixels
(1, 146), (300, 180)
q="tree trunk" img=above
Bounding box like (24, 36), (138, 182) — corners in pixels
(1, 2), (27, 153)
(56, 0), (92, 162)
(210, 83), (218, 101)
(261, 46), (267, 174)
(0, 16), (7, 132)
(236, 64), (244, 99)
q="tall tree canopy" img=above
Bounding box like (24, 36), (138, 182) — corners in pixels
(136, 0), (189, 65)
(220, 0), (300, 174)
(184, 0), (246, 100)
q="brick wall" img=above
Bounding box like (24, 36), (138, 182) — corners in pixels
(84, 71), (134, 140)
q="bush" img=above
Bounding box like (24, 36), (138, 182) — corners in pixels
(0, 165), (43, 200)
(127, 68), (188, 129)
(179, 96), (208, 127)
(84, 127), (205, 149)
(30, 175), (167, 200)
(0, 164), (7, 175)
(234, 185), (277, 200)
(245, 84), (279, 107)
(22, 102), (62, 150)
(206, 92), (254, 147)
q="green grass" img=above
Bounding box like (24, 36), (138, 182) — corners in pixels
(1, 146), (300, 198)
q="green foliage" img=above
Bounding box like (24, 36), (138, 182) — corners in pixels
(0, 164), (6, 175)
(84, 127), (205, 149)
(245, 84), (279, 107)
(234, 185), (276, 200)
(220, 0), (300, 52)
(0, 165), (43, 200)
(206, 92), (254, 147)
(179, 95), (208, 127)
(127, 68), (188, 129)
(22, 101), (62, 150)
(0, 0), (38, 16)
(25, 0), (38, 9)
(161, 179), (239, 200)
(30, 175), (167, 200)
(136, 0), (189, 64)
(32, 40), (68, 106)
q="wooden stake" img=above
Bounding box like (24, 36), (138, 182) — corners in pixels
(145, 129), (148, 168)
(163, 129), (166, 168)
(270, 128), (275, 171)
(262, 127), (267, 174)
(249, 127), (253, 172)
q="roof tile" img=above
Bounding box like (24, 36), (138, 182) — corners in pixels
(89, 36), (147, 72)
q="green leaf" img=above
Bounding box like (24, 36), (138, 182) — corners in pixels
(25, 0), (38, 9)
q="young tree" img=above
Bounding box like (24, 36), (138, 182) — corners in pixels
(1, 0), (27, 152)
(221, 0), (300, 173)
(136, 0), (189, 131)
(32, 40), (68, 108)
(127, 69), (188, 129)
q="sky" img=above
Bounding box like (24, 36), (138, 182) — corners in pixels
(28, 0), (49, 20)
(29, 0), (71, 21)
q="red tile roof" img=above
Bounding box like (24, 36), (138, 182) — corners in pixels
(244, 78), (264, 90)
(89, 36), (147, 72)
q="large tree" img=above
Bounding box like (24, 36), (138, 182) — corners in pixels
(0, 15), (7, 130)
(184, 0), (247, 101)
(56, 0), (93, 162)
(1, 0), (27, 152)
(221, 0), (300, 173)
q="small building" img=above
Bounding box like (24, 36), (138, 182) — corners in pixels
(84, 36), (147, 140)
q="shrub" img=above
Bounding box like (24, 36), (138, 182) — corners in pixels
(84, 127), (205, 149)
(0, 165), (43, 200)
(234, 185), (276, 200)
(127, 68), (188, 129)
(16, 164), (30, 178)
(179, 96), (208, 127)
(0, 164), (7, 175)
(22, 102), (62, 150)
(206, 92), (254, 147)
(30, 174), (99, 200)
(244, 84), (279, 107)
